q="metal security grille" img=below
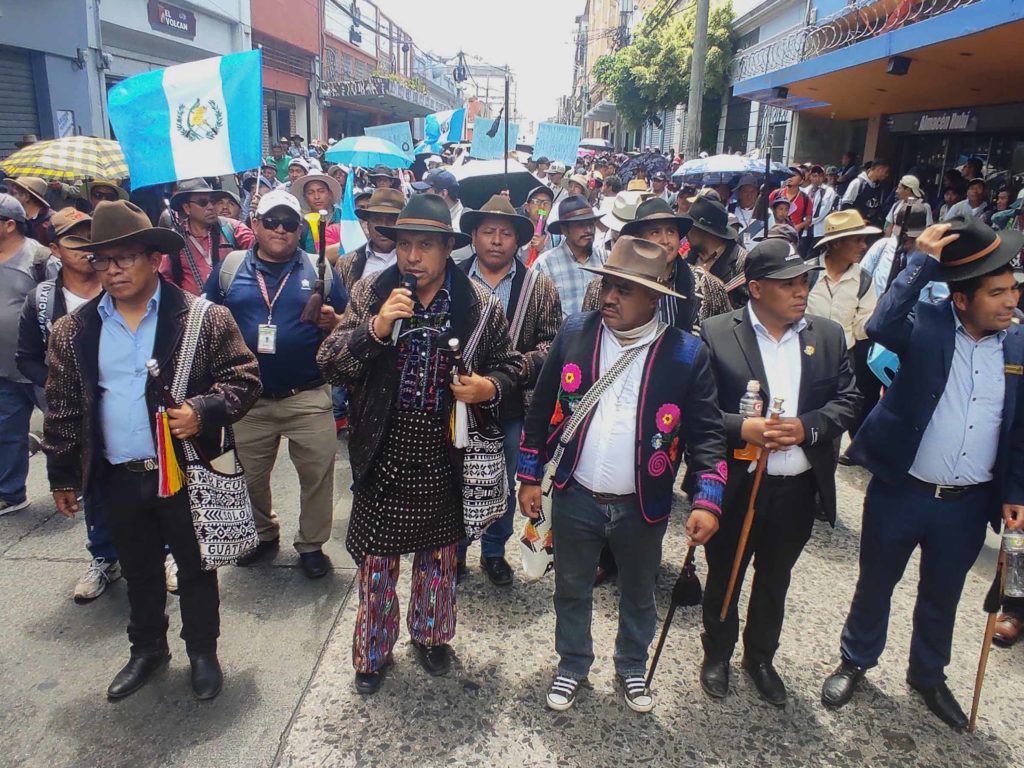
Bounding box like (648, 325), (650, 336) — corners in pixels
(256, 40), (312, 78)
(0, 46), (40, 160)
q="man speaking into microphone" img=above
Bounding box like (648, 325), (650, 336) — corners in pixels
(317, 195), (523, 695)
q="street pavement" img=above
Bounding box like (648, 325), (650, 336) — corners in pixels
(2, 431), (1023, 768)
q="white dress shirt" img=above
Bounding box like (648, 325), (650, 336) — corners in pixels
(573, 323), (658, 494)
(747, 303), (813, 476)
(803, 184), (837, 237)
(362, 245), (397, 278)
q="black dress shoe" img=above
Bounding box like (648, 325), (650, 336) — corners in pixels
(822, 659), (867, 708)
(299, 550), (330, 579)
(700, 656), (729, 699)
(414, 642), (451, 676)
(107, 650), (171, 700)
(355, 655), (393, 695)
(838, 452), (855, 466)
(908, 678), (968, 731)
(189, 653), (223, 700)
(480, 556), (513, 587)
(236, 538), (279, 567)
(743, 658), (787, 706)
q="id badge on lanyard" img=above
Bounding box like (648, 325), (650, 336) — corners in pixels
(255, 267), (292, 355)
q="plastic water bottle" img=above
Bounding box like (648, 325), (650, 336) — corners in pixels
(734, 380), (764, 461)
(1004, 531), (1024, 598)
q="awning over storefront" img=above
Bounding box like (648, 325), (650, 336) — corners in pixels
(584, 100), (617, 123)
(733, 0), (1024, 120)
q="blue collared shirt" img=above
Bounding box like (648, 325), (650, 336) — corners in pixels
(97, 282), (161, 463)
(469, 256), (517, 313)
(909, 304), (1006, 485)
(862, 237), (948, 304)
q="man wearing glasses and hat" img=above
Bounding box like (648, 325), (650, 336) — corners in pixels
(368, 165), (401, 191)
(79, 180), (128, 214)
(823, 218), (1024, 731)
(685, 196), (750, 309)
(335, 188), (405, 291)
(534, 195), (607, 317)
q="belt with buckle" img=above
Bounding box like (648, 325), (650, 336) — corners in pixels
(117, 459), (159, 473)
(261, 379), (325, 401)
(571, 479), (637, 505)
(908, 476), (984, 501)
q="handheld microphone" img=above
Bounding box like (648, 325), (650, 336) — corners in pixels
(391, 273), (418, 344)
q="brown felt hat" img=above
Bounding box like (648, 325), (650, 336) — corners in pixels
(459, 194), (535, 247)
(580, 235), (685, 299)
(6, 176), (49, 209)
(63, 200), (184, 253)
(355, 187), (405, 220)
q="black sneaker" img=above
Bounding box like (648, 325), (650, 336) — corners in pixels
(235, 538), (279, 567)
(546, 674), (583, 711)
(618, 674), (655, 713)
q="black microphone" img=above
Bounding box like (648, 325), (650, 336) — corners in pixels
(391, 273), (418, 344)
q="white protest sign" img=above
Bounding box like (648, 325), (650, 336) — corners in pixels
(364, 122), (415, 159)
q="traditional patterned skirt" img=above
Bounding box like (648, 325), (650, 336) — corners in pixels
(346, 410), (464, 562)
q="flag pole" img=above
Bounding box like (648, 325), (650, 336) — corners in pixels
(503, 65), (510, 192)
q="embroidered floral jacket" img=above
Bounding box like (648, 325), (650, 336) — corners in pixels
(517, 311), (728, 523)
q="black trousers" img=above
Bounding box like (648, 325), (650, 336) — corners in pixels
(702, 471), (817, 664)
(850, 340), (881, 438)
(103, 463), (219, 655)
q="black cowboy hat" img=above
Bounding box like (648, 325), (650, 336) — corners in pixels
(170, 178), (216, 211)
(687, 196), (735, 241)
(460, 194), (535, 247)
(63, 200), (184, 254)
(547, 195), (602, 235)
(936, 215), (1024, 282)
(375, 194), (473, 250)
(620, 197), (692, 239)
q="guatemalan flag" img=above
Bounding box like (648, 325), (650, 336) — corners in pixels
(414, 108), (466, 155)
(108, 50), (262, 188)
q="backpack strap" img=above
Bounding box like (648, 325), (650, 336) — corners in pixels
(218, 217), (236, 249)
(218, 249), (332, 298)
(35, 280), (56, 344)
(508, 268), (539, 347)
(857, 267), (873, 299)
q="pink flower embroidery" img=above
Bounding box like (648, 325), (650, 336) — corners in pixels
(655, 403), (681, 433)
(561, 363), (582, 394)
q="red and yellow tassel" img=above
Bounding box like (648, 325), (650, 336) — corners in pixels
(156, 407), (185, 498)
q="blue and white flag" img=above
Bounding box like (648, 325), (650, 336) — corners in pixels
(108, 50), (263, 188)
(415, 108), (466, 155)
(339, 169), (367, 253)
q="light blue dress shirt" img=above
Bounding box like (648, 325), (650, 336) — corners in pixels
(909, 304), (1006, 485)
(469, 256), (516, 313)
(862, 237), (948, 304)
(97, 283), (161, 463)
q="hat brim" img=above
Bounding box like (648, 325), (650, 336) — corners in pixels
(579, 263), (686, 299)
(375, 223), (472, 250)
(64, 226), (185, 254)
(459, 209), (535, 247)
(7, 179), (48, 209)
(620, 213), (693, 239)
(749, 262), (824, 281)
(689, 219), (736, 241)
(355, 206), (401, 222)
(814, 224), (882, 250)
(170, 187), (215, 211)
(548, 211), (602, 235)
(83, 181), (128, 201)
(290, 174), (343, 210)
(937, 229), (1024, 282)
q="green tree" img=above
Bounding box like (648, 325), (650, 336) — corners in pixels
(593, 2), (735, 151)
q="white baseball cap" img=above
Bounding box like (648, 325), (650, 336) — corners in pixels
(547, 161), (567, 176)
(255, 189), (302, 218)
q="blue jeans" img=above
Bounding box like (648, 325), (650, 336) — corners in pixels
(0, 378), (34, 504)
(840, 477), (990, 687)
(459, 417), (523, 560)
(332, 385), (348, 421)
(551, 481), (668, 680)
(83, 487), (118, 562)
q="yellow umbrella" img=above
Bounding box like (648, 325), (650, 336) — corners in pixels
(0, 136), (128, 182)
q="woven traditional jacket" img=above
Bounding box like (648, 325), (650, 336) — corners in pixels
(335, 245), (368, 292)
(317, 262), (525, 487)
(517, 311), (729, 523)
(42, 280), (262, 493)
(458, 254), (563, 421)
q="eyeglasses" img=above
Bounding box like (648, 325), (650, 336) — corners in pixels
(259, 215), (301, 232)
(88, 252), (142, 271)
(187, 197), (214, 208)
(528, 197), (553, 206)
(91, 189), (119, 202)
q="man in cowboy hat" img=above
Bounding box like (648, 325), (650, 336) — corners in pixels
(316, 194), (522, 694)
(211, 188), (243, 221)
(368, 164), (401, 191)
(518, 235), (728, 713)
(519, 184), (561, 262)
(159, 178), (254, 296)
(335, 188), (404, 290)
(822, 218), (1024, 731)
(534, 195), (607, 317)
(290, 172), (343, 254)
(79, 180), (128, 213)
(287, 134), (308, 160)
(686, 196), (750, 309)
(699, 238), (859, 707)
(596, 189), (644, 251)
(883, 174), (931, 237)
(456, 195), (562, 586)
(42, 200), (261, 700)
(6, 176), (56, 248)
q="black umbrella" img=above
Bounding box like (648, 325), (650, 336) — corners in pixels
(646, 545), (703, 687)
(616, 152), (672, 184)
(450, 159), (545, 210)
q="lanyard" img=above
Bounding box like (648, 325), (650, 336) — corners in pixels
(254, 266), (293, 323)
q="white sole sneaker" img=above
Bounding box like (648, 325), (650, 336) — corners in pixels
(0, 499), (30, 517)
(546, 675), (583, 711)
(620, 675), (655, 713)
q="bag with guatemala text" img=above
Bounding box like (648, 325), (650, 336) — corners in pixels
(519, 329), (665, 580)
(169, 299), (259, 570)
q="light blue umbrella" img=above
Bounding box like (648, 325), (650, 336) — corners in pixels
(323, 136), (413, 169)
(672, 153), (790, 185)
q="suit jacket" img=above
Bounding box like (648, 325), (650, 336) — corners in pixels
(848, 251), (1024, 529)
(335, 245), (368, 292)
(700, 306), (860, 525)
(317, 263), (524, 487)
(458, 255), (562, 421)
(42, 280), (262, 493)
(518, 311), (728, 524)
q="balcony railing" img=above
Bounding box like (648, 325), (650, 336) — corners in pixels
(732, 0), (981, 81)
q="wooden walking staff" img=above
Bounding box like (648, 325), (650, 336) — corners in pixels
(968, 534), (1008, 732)
(719, 395), (785, 622)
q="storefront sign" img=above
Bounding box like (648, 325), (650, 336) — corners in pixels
(323, 78), (391, 99)
(148, 1), (197, 40)
(914, 109), (977, 133)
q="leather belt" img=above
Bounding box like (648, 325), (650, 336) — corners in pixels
(261, 379), (325, 401)
(116, 459), (159, 473)
(907, 476), (986, 501)
(571, 479), (637, 505)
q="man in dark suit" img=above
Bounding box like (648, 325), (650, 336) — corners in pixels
(699, 238), (860, 705)
(822, 217), (1024, 731)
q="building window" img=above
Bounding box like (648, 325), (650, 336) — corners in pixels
(735, 29), (760, 51)
(723, 90), (751, 154)
(325, 48), (338, 81)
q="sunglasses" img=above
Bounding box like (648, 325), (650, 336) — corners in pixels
(91, 189), (119, 202)
(259, 215), (301, 233)
(187, 196), (215, 208)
